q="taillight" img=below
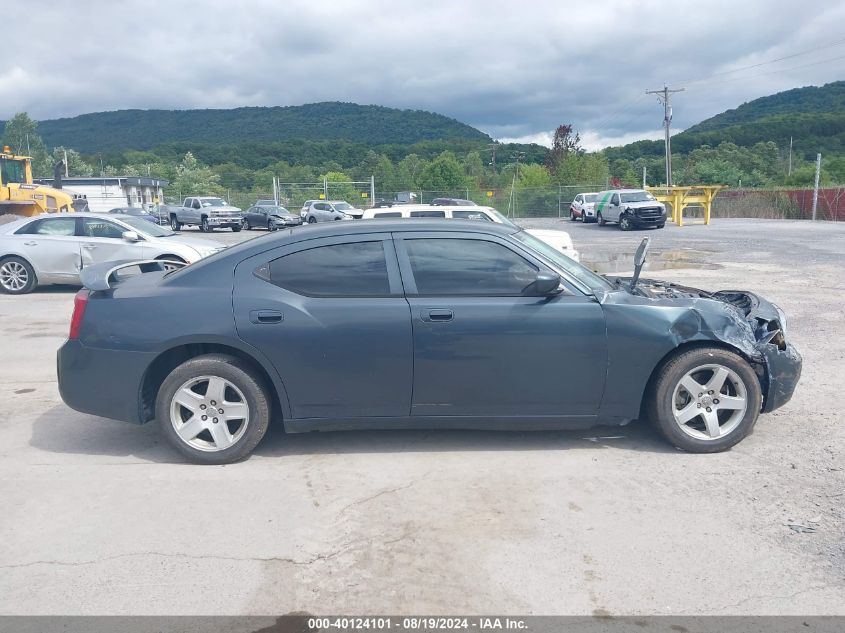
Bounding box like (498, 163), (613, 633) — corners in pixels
(69, 289), (90, 340)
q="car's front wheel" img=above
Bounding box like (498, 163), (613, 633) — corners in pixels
(646, 346), (761, 453)
(157, 354), (271, 464)
(0, 256), (37, 295)
(307, 216), (317, 224)
(244, 218), (252, 230)
(569, 210), (576, 221)
(619, 214), (633, 231)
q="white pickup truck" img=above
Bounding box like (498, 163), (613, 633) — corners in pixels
(170, 197), (243, 232)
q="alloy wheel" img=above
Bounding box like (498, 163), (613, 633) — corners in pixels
(169, 375), (250, 452)
(671, 363), (748, 440)
(0, 261), (28, 292)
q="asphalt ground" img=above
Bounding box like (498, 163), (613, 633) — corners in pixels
(1, 218), (843, 615)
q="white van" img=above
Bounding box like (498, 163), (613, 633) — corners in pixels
(361, 204), (579, 261)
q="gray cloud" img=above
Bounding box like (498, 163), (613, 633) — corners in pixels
(4, 0), (845, 149)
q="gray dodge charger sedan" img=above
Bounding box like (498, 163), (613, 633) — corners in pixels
(58, 220), (801, 464)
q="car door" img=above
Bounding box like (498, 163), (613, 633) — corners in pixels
(79, 217), (146, 267)
(394, 231), (607, 421)
(14, 216), (82, 282)
(233, 233), (412, 420)
(608, 193), (621, 221)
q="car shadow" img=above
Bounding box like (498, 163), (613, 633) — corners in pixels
(31, 404), (676, 464)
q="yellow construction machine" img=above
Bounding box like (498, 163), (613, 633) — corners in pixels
(0, 145), (84, 216)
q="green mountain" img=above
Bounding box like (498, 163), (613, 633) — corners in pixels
(27, 102), (492, 153)
(606, 80), (845, 161)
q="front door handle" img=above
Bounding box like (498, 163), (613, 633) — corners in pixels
(421, 309), (453, 322)
(249, 309), (284, 324)
(82, 244), (98, 250)
(23, 241), (37, 246)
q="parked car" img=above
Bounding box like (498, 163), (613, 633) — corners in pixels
(570, 193), (599, 222)
(430, 198), (477, 206)
(243, 204), (302, 230)
(149, 204), (182, 225)
(361, 204), (579, 261)
(595, 189), (667, 230)
(108, 207), (158, 224)
(0, 213), (225, 294)
(301, 200), (363, 223)
(170, 197), (243, 232)
(57, 220), (800, 464)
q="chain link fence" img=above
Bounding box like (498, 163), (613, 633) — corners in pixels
(166, 182), (845, 221)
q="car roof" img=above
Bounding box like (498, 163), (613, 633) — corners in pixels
(298, 218), (517, 237)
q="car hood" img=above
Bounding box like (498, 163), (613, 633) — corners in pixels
(271, 213), (298, 220)
(205, 205), (241, 213)
(159, 235), (226, 251)
(621, 200), (664, 209)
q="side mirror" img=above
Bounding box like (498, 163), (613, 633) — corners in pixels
(524, 271), (562, 296)
(122, 230), (140, 242)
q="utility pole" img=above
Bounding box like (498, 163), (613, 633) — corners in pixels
(646, 85), (685, 186)
(642, 163), (647, 189)
(487, 143), (498, 173)
(812, 153), (822, 221)
(788, 137), (793, 176)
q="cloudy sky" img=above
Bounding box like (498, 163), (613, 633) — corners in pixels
(4, 0), (845, 149)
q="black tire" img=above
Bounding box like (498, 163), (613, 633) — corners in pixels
(657, 223), (666, 229)
(307, 216), (317, 224)
(597, 212), (606, 226)
(619, 214), (633, 231)
(0, 256), (37, 295)
(269, 219), (278, 231)
(201, 217), (211, 232)
(645, 346), (762, 453)
(569, 210), (577, 221)
(231, 224), (241, 232)
(170, 216), (181, 231)
(156, 354), (272, 464)
(244, 218), (252, 230)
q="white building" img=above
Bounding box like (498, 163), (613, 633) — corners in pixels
(34, 176), (169, 213)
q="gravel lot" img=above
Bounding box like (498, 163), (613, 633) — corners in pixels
(0, 218), (843, 615)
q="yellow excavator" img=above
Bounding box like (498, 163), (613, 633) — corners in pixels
(0, 145), (84, 216)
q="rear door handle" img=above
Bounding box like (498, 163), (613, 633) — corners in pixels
(421, 309), (453, 322)
(249, 309), (283, 324)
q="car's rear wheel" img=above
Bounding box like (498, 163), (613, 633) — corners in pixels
(0, 256), (37, 295)
(619, 214), (633, 231)
(597, 212), (606, 226)
(170, 216), (182, 231)
(156, 354), (271, 464)
(307, 216), (317, 224)
(646, 347), (761, 453)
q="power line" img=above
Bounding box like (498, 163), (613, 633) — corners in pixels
(679, 36), (845, 85)
(687, 52), (845, 89)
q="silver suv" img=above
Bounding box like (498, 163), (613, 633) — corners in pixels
(301, 200), (363, 223)
(594, 189), (667, 231)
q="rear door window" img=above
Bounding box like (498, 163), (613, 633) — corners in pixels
(16, 217), (78, 236)
(410, 210), (446, 218)
(269, 241), (391, 296)
(374, 212), (402, 218)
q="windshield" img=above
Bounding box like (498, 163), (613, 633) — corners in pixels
(120, 216), (176, 237)
(620, 191), (656, 203)
(0, 158), (27, 184)
(332, 202), (353, 210)
(201, 198), (226, 207)
(484, 207), (518, 229)
(267, 206), (290, 214)
(584, 194), (598, 203)
(512, 230), (613, 293)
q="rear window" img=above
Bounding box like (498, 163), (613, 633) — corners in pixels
(269, 241), (390, 297)
(584, 194), (598, 203)
(410, 210), (446, 218)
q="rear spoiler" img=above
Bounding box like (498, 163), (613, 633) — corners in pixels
(80, 259), (187, 291)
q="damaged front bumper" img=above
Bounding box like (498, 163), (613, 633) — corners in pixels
(759, 342), (802, 412)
